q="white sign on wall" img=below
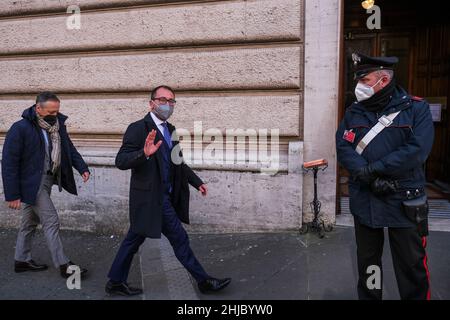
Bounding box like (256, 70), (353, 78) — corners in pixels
(429, 104), (442, 122)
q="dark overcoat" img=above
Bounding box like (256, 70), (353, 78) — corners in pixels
(115, 113), (203, 238)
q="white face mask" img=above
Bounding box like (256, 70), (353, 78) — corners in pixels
(355, 77), (383, 102)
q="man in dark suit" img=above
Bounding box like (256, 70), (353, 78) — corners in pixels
(106, 85), (231, 296)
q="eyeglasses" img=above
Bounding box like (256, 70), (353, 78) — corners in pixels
(154, 97), (177, 105)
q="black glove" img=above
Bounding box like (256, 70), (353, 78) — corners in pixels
(353, 165), (377, 185)
(371, 177), (398, 196)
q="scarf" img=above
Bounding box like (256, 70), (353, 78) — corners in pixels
(360, 78), (396, 113)
(37, 114), (61, 174)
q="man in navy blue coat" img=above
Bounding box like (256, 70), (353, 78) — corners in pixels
(336, 53), (434, 300)
(2, 92), (90, 279)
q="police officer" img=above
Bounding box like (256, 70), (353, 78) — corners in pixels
(336, 53), (434, 300)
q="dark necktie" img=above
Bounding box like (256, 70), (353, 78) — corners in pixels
(161, 122), (172, 149)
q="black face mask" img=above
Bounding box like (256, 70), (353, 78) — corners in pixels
(44, 115), (57, 126)
(359, 78), (397, 113)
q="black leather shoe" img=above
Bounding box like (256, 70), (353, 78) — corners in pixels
(59, 261), (88, 279)
(198, 277), (231, 294)
(105, 281), (143, 296)
(14, 260), (48, 273)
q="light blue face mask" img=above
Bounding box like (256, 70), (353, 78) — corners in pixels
(153, 103), (174, 121)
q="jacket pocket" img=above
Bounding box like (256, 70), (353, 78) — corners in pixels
(388, 117), (413, 138)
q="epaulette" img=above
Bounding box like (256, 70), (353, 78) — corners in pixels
(411, 95), (424, 102)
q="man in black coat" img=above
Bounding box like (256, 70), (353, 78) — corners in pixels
(106, 85), (231, 296)
(2, 92), (90, 278)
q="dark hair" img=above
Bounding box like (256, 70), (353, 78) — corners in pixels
(150, 85), (175, 100)
(36, 91), (60, 106)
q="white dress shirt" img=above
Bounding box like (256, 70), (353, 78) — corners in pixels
(150, 111), (167, 138)
(146, 112), (169, 160)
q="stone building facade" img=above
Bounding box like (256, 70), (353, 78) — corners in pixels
(0, 0), (341, 234)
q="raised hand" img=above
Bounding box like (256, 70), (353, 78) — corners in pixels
(144, 129), (163, 157)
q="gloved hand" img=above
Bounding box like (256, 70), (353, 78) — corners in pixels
(371, 177), (397, 196)
(353, 165), (377, 185)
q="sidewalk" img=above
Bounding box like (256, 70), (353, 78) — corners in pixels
(1, 226), (449, 300)
(0, 228), (141, 300)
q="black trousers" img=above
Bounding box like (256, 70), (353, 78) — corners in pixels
(354, 217), (430, 300)
(108, 194), (210, 284)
